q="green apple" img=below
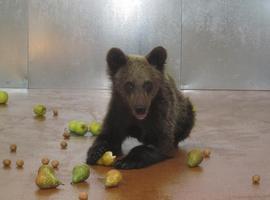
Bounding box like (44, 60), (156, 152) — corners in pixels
(88, 121), (102, 136)
(33, 104), (46, 116)
(68, 120), (88, 136)
(0, 91), (8, 104)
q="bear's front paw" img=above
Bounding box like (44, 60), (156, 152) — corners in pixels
(114, 156), (146, 169)
(86, 142), (109, 165)
(114, 145), (166, 169)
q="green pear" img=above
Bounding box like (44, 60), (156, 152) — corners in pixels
(187, 149), (203, 168)
(0, 91), (8, 104)
(36, 165), (63, 189)
(68, 120), (88, 136)
(33, 104), (46, 116)
(71, 164), (90, 184)
(88, 121), (102, 136)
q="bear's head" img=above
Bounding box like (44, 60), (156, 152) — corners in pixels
(106, 46), (167, 120)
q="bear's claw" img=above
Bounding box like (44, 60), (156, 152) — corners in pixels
(86, 142), (109, 165)
(114, 157), (146, 169)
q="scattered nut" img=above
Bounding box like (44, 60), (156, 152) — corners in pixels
(41, 157), (50, 165)
(10, 144), (17, 152)
(63, 129), (70, 140)
(16, 160), (24, 168)
(60, 141), (68, 149)
(51, 160), (59, 169)
(202, 149), (211, 158)
(79, 192), (88, 200)
(252, 175), (260, 184)
(3, 159), (11, 168)
(53, 109), (58, 117)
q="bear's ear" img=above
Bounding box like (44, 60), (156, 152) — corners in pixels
(106, 48), (127, 77)
(146, 46), (167, 72)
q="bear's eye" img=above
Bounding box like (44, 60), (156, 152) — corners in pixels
(124, 81), (135, 93)
(143, 81), (153, 93)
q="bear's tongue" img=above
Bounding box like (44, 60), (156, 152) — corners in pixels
(135, 113), (147, 120)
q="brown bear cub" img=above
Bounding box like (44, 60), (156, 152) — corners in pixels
(86, 46), (195, 169)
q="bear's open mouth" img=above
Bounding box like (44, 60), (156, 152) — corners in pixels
(132, 106), (148, 120)
(134, 112), (147, 120)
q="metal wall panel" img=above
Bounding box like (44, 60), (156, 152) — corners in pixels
(137, 0), (181, 87)
(0, 0), (28, 88)
(28, 0), (180, 89)
(182, 0), (270, 90)
(2, 0), (270, 90)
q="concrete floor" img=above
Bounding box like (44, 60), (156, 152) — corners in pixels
(0, 89), (270, 200)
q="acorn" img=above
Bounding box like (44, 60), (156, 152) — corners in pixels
(60, 141), (68, 149)
(252, 175), (260, 184)
(10, 144), (17, 152)
(53, 109), (58, 117)
(51, 160), (59, 169)
(202, 149), (211, 158)
(16, 160), (24, 168)
(3, 159), (11, 168)
(63, 129), (70, 140)
(79, 192), (88, 200)
(41, 157), (50, 165)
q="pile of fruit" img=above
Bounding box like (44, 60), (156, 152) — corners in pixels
(35, 157), (122, 192)
(68, 120), (102, 136)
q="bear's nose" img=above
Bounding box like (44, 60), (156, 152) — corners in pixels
(135, 106), (146, 115)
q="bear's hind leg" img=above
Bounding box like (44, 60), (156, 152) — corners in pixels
(174, 97), (195, 145)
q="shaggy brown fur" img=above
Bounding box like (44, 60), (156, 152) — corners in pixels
(86, 46), (195, 169)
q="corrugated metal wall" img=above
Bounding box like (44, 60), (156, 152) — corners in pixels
(182, 0), (270, 90)
(28, 0), (181, 89)
(0, 0), (269, 90)
(0, 0), (28, 88)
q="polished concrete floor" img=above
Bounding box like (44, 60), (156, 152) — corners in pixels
(0, 89), (270, 200)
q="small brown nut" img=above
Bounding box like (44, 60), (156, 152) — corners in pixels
(41, 157), (50, 165)
(53, 109), (58, 116)
(16, 160), (24, 168)
(79, 192), (88, 200)
(3, 159), (11, 167)
(60, 141), (68, 149)
(51, 160), (59, 168)
(10, 144), (17, 152)
(252, 175), (260, 184)
(202, 149), (211, 158)
(63, 129), (70, 140)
